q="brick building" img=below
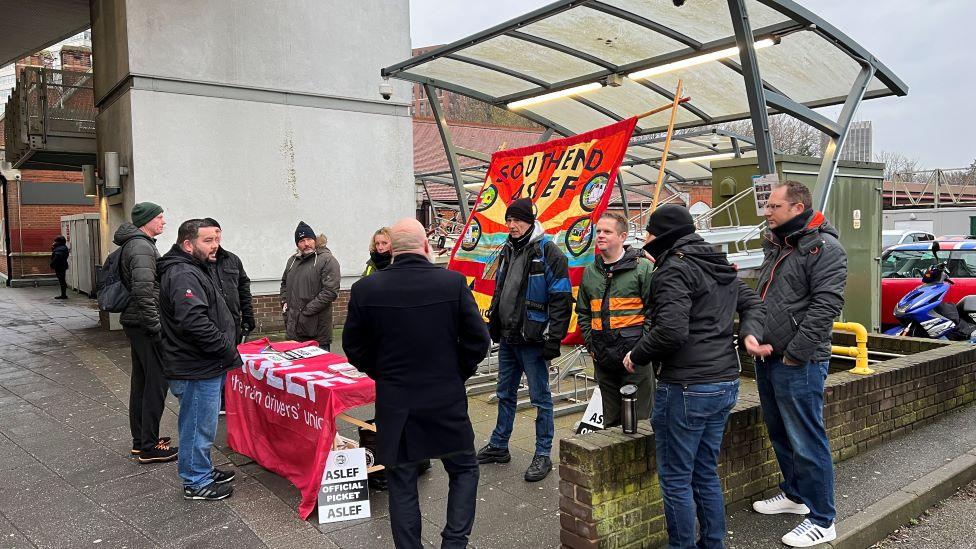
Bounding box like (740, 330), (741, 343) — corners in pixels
(0, 46), (97, 286)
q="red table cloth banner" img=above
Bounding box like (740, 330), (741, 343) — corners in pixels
(448, 117), (638, 344)
(225, 338), (376, 519)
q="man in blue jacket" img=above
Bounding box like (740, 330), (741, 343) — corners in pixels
(158, 218), (242, 501)
(478, 197), (573, 482)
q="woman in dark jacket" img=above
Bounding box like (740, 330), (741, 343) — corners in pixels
(362, 227), (392, 277)
(50, 235), (70, 299)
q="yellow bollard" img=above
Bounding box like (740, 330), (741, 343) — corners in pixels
(832, 322), (873, 375)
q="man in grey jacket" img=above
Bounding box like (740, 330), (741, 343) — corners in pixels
(280, 221), (341, 350)
(114, 201), (177, 464)
(750, 181), (847, 548)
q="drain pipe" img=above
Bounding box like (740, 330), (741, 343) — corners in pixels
(0, 173), (10, 286)
(832, 321), (873, 375)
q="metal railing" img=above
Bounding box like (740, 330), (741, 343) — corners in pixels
(888, 168), (976, 209)
(3, 67), (96, 168)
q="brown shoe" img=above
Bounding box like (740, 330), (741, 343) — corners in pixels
(137, 440), (178, 463)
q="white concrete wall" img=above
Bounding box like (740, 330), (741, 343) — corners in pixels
(129, 89), (413, 292)
(93, 0), (415, 294)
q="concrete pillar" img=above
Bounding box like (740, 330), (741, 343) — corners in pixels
(89, 0), (414, 299)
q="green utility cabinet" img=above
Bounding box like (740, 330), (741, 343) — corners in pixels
(710, 155), (885, 332)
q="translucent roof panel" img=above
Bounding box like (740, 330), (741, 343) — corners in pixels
(386, 0), (907, 139)
(401, 57), (535, 98)
(519, 97), (619, 135)
(462, 34), (605, 84)
(601, 0), (790, 44)
(643, 62), (751, 123)
(519, 6), (685, 67)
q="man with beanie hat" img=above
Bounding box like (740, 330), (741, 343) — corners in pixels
(750, 181), (846, 547)
(280, 221), (341, 350)
(113, 201), (177, 463)
(625, 204), (766, 549)
(478, 197), (573, 482)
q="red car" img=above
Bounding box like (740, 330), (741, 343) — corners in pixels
(881, 240), (976, 329)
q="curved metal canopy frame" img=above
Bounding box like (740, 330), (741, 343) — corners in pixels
(388, 0), (907, 216)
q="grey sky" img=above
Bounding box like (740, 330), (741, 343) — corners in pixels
(409, 0), (975, 169)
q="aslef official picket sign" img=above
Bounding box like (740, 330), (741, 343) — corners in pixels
(318, 447), (371, 524)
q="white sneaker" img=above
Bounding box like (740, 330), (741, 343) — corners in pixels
(781, 519), (836, 547)
(752, 493), (810, 515)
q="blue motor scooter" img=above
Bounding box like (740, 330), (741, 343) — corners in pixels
(884, 241), (976, 340)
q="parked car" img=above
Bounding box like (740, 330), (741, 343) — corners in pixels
(882, 229), (935, 250)
(881, 240), (976, 329)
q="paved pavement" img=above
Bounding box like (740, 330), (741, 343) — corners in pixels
(0, 286), (571, 548)
(871, 479), (976, 549)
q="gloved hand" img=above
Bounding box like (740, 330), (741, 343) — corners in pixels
(542, 339), (562, 361)
(242, 317), (256, 334)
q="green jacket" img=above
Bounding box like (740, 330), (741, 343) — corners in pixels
(575, 246), (653, 366)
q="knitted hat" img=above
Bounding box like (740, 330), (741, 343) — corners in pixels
(131, 202), (163, 228)
(643, 205), (696, 260)
(295, 221), (315, 244)
(505, 197), (535, 225)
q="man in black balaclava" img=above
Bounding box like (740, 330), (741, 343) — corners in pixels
(626, 204), (766, 549)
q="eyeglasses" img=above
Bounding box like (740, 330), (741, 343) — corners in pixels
(763, 201), (798, 212)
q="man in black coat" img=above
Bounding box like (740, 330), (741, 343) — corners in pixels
(50, 235), (69, 299)
(343, 218), (491, 549)
(158, 219), (242, 501)
(204, 218), (254, 343)
(114, 201), (176, 463)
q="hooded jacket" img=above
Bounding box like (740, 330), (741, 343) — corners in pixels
(157, 245), (241, 379)
(280, 234), (341, 345)
(113, 222), (161, 334)
(50, 239), (69, 272)
(214, 246), (253, 339)
(757, 211), (847, 364)
(630, 233), (766, 384)
(575, 246), (654, 366)
(486, 221), (573, 345)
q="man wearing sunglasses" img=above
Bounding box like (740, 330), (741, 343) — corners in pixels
(751, 181), (847, 547)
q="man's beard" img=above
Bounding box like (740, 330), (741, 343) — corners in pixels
(300, 248), (315, 257)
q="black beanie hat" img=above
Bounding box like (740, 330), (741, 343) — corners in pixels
(505, 197), (535, 225)
(295, 221), (315, 244)
(643, 205), (697, 260)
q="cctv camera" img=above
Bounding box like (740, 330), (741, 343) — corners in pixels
(673, 0), (686, 5)
(379, 80), (393, 100)
(14, 173), (21, 181)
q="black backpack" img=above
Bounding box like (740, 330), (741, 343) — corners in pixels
(96, 242), (131, 313)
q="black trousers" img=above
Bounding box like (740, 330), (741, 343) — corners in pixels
(55, 269), (67, 297)
(386, 450), (479, 549)
(595, 361), (654, 428)
(124, 327), (169, 451)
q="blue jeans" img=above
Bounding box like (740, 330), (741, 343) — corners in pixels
(652, 380), (738, 549)
(489, 343), (554, 456)
(169, 375), (223, 490)
(755, 357), (835, 527)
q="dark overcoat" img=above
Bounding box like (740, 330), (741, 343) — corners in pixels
(342, 253), (491, 466)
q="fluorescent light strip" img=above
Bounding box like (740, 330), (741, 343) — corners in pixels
(507, 82), (602, 109)
(628, 38), (776, 80)
(675, 152), (737, 163)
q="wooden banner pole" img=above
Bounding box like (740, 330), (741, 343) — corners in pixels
(650, 80), (684, 212)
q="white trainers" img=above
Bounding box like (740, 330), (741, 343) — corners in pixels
(781, 519), (836, 547)
(752, 493), (810, 515)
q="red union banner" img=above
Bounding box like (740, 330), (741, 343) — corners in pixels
(448, 117), (638, 344)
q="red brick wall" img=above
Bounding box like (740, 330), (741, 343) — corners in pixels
(251, 290), (352, 333)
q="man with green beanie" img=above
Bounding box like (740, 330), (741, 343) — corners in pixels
(114, 201), (177, 463)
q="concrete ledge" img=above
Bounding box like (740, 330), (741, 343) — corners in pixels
(828, 450), (976, 548)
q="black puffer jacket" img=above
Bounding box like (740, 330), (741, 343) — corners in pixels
(757, 211), (847, 364)
(214, 247), (253, 339)
(157, 245), (241, 380)
(629, 234), (766, 385)
(50, 241), (69, 272)
(113, 222), (161, 334)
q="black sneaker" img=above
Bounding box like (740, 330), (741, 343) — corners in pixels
(54, 295), (67, 300)
(524, 454), (552, 482)
(211, 468), (236, 485)
(476, 444), (511, 464)
(137, 441), (178, 463)
(183, 481), (233, 500)
(131, 437), (172, 455)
